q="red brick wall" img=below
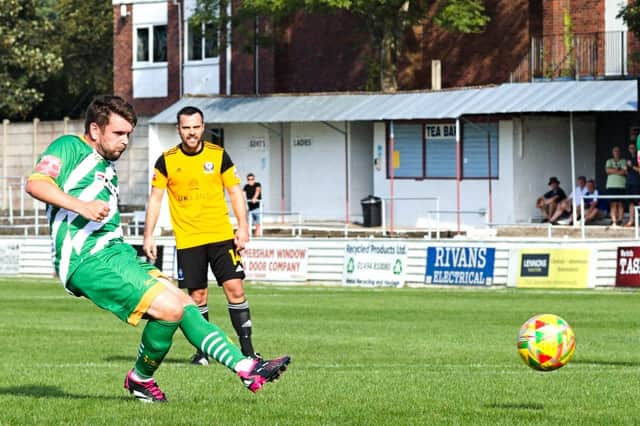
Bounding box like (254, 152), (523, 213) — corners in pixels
(113, 4), (132, 99)
(418, 0), (531, 88)
(272, 10), (369, 93)
(112, 2), (181, 116)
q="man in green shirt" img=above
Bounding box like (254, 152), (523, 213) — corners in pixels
(26, 95), (289, 403)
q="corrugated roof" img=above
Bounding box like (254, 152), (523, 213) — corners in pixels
(149, 80), (638, 124)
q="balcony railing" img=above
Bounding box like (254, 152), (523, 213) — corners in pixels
(511, 31), (634, 82)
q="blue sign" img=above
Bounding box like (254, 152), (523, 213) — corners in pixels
(425, 247), (496, 286)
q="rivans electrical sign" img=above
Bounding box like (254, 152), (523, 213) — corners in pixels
(425, 246), (495, 286)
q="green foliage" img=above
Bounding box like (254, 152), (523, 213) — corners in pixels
(618, 0), (640, 37)
(0, 0), (112, 120)
(3, 279), (640, 424)
(35, 0), (113, 119)
(0, 0), (62, 119)
(196, 0), (489, 92)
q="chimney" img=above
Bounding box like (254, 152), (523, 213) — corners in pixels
(431, 60), (441, 90)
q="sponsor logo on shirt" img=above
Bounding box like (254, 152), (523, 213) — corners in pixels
(35, 155), (62, 178)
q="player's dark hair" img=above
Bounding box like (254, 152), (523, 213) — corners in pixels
(177, 106), (204, 124)
(84, 95), (137, 133)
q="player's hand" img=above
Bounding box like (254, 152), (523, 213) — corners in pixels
(143, 236), (157, 260)
(80, 200), (110, 222)
(234, 227), (250, 251)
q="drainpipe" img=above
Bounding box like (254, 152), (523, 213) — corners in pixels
(172, 0), (183, 97)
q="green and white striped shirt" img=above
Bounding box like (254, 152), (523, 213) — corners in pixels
(30, 135), (124, 285)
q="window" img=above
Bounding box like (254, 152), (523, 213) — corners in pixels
(425, 124), (456, 178)
(135, 25), (167, 64)
(391, 124), (423, 177)
(462, 122), (499, 178)
(386, 121), (498, 179)
(187, 20), (218, 61)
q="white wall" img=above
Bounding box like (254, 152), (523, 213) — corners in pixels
(183, 64), (220, 95)
(222, 124), (273, 211)
(290, 122), (346, 220)
(513, 115), (596, 222)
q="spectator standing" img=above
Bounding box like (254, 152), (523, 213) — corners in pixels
(605, 146), (627, 226)
(625, 142), (640, 227)
(536, 176), (567, 222)
(243, 173), (262, 236)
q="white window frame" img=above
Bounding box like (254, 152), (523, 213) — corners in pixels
(185, 20), (219, 64)
(133, 24), (168, 67)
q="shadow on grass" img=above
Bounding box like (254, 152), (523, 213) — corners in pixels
(0, 385), (123, 401)
(486, 402), (544, 410)
(571, 358), (640, 367)
(103, 355), (187, 364)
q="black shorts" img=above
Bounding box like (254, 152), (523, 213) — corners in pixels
(176, 240), (245, 289)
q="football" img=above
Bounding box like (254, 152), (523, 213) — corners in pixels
(517, 313), (576, 371)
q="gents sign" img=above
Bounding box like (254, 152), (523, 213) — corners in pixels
(425, 246), (495, 286)
(615, 246), (640, 287)
(343, 242), (407, 287)
(243, 240), (308, 281)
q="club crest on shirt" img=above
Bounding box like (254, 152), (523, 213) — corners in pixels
(203, 162), (214, 174)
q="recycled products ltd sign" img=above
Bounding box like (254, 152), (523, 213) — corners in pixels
(343, 242), (407, 287)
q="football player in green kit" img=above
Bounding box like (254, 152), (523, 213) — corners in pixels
(26, 95), (289, 403)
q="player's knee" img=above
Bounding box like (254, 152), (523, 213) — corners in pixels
(163, 303), (184, 322)
(225, 287), (245, 302)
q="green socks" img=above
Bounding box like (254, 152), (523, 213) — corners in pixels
(134, 319), (180, 379)
(179, 304), (246, 370)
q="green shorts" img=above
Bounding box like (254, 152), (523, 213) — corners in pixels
(66, 243), (167, 326)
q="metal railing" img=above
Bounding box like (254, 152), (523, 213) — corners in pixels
(258, 211), (303, 237)
(380, 197), (440, 237)
(580, 194), (640, 239)
(511, 31), (631, 82)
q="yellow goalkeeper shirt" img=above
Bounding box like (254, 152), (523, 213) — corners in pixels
(152, 142), (240, 249)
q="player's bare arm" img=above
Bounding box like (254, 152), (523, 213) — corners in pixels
(142, 186), (165, 259)
(228, 184), (249, 250)
(25, 178), (109, 222)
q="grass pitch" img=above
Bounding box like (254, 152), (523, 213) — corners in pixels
(1, 278), (640, 425)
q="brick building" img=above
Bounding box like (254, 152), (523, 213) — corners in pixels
(112, 0), (635, 117)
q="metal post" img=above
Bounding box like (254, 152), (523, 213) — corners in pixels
(487, 124), (493, 224)
(581, 197), (585, 239)
(2, 119), (8, 210)
(436, 197), (441, 240)
(389, 120), (395, 235)
(345, 121), (350, 225)
(381, 199), (387, 236)
(8, 185), (13, 225)
(35, 199), (39, 236)
(570, 112), (577, 226)
(280, 123), (285, 223)
(455, 118), (461, 235)
(19, 177), (24, 216)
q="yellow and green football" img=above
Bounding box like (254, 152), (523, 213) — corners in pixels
(517, 313), (575, 371)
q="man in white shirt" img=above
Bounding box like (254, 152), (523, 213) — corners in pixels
(550, 176), (588, 224)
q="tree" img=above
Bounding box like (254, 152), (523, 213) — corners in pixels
(194, 0), (489, 92)
(618, 0), (640, 37)
(35, 0), (113, 119)
(0, 0), (62, 119)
